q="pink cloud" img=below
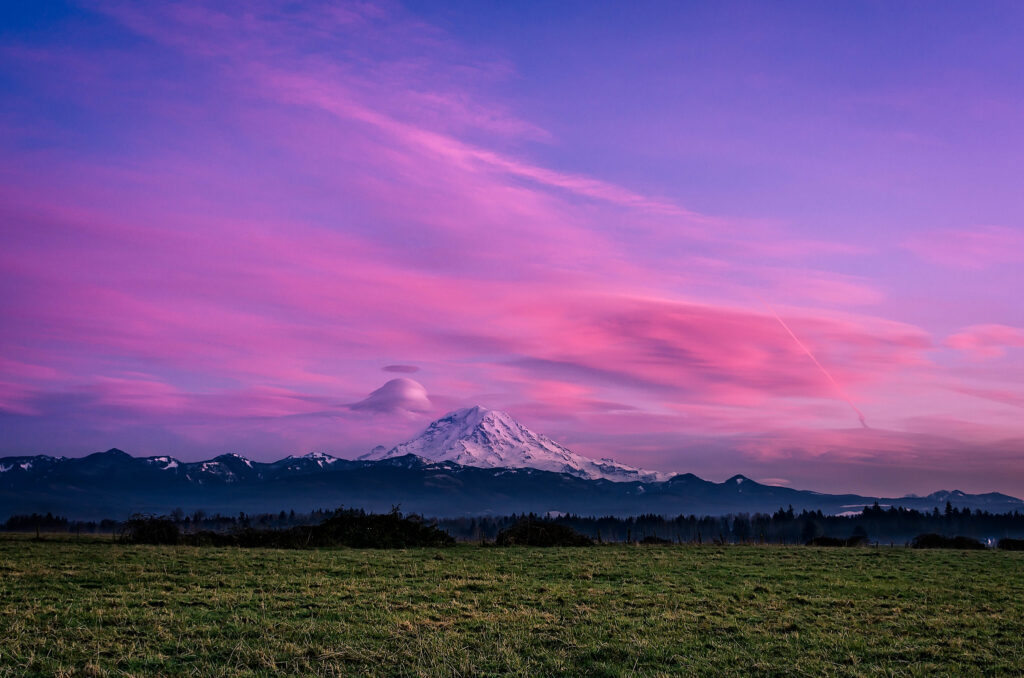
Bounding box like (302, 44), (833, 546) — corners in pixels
(953, 386), (1024, 410)
(0, 382), (42, 416)
(756, 478), (791, 487)
(905, 226), (1024, 269)
(383, 365), (420, 373)
(946, 324), (1024, 360)
(761, 268), (884, 306)
(497, 295), (931, 398)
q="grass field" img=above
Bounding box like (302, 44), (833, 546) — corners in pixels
(1, 535), (1022, 676)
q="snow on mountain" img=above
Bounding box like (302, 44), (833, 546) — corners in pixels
(359, 405), (673, 482)
(277, 451), (341, 469)
(301, 451), (339, 465)
(145, 456), (180, 470)
(0, 455), (64, 474)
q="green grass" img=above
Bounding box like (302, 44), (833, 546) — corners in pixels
(1, 535), (1022, 676)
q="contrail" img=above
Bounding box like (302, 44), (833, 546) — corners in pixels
(756, 297), (869, 429)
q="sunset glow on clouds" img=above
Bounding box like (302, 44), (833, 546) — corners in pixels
(2, 1), (1023, 494)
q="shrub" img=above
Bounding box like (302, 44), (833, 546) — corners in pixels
(186, 530), (239, 547)
(495, 520), (593, 547)
(182, 509), (454, 549)
(806, 535), (870, 547)
(120, 515), (180, 545)
(298, 509), (454, 548)
(997, 538), (1024, 551)
(639, 535), (673, 545)
(911, 533), (986, 550)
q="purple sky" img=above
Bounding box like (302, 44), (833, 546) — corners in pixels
(2, 1), (1023, 495)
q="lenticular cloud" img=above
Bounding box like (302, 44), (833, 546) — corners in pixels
(349, 378), (432, 415)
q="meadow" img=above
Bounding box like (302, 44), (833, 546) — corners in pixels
(1, 535), (1022, 676)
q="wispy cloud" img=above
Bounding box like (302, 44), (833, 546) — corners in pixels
(947, 324), (1024, 360)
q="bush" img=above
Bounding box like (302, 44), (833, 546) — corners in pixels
(186, 530), (239, 547)
(639, 535), (673, 545)
(997, 538), (1024, 551)
(911, 533), (986, 550)
(806, 535), (870, 547)
(120, 516), (180, 545)
(298, 509), (454, 548)
(183, 509), (454, 549)
(495, 520), (593, 547)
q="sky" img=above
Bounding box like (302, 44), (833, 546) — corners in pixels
(1, 1), (1023, 496)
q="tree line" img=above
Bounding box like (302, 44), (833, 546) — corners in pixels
(1, 508), (340, 536)
(120, 508), (454, 548)
(6, 502), (1024, 545)
(437, 502), (1024, 545)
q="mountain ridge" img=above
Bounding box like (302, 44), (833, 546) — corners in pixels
(2, 408), (1021, 520)
(1, 446), (1021, 521)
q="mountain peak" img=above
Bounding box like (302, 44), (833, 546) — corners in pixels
(211, 453), (255, 470)
(360, 406), (671, 482)
(435, 405), (500, 426)
(297, 451), (339, 467)
(81, 448), (132, 461)
(300, 451), (337, 462)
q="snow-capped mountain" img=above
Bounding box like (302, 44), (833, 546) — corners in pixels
(359, 405), (673, 482)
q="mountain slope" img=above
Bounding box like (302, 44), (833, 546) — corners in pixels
(359, 406), (671, 482)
